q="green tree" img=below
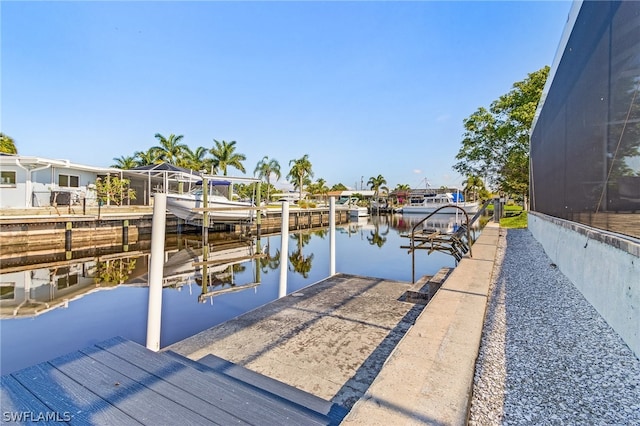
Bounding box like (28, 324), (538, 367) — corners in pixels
(210, 139), (246, 175)
(308, 178), (329, 203)
(153, 133), (187, 164)
(454, 66), (549, 200)
(134, 148), (161, 166)
(367, 174), (388, 198)
(95, 175), (136, 206)
(254, 156), (281, 201)
(287, 155), (313, 202)
(331, 183), (348, 191)
(0, 133), (17, 154)
(462, 175), (488, 202)
(112, 155), (137, 169)
(179, 146), (210, 171)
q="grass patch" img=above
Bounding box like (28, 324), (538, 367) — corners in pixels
(500, 211), (528, 228)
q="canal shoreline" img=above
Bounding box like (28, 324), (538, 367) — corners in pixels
(0, 206), (351, 266)
(167, 223), (501, 424)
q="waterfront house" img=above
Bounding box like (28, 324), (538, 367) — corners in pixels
(0, 155), (202, 209)
(0, 154), (123, 209)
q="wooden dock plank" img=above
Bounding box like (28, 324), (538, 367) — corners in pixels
(0, 375), (62, 425)
(164, 351), (347, 424)
(95, 337), (329, 426)
(10, 362), (138, 425)
(78, 345), (246, 426)
(47, 350), (215, 425)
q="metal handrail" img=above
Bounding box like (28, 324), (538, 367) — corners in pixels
(410, 205), (471, 283)
(407, 200), (493, 283)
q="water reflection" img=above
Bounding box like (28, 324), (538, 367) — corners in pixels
(289, 229), (326, 278)
(0, 214), (481, 320)
(0, 213), (483, 374)
(340, 214), (479, 241)
(0, 253), (146, 319)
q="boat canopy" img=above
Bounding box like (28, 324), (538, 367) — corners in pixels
(451, 192), (465, 202)
(196, 180), (231, 186)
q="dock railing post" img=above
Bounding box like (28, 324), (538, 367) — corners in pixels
(146, 193), (166, 352)
(278, 201), (289, 298)
(329, 196), (336, 276)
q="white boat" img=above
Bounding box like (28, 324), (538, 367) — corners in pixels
(338, 197), (369, 217)
(398, 192), (479, 215)
(349, 205), (369, 217)
(165, 176), (261, 224)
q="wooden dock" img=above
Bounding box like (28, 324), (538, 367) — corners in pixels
(1, 336), (347, 425)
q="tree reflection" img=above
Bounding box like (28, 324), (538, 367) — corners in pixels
(366, 216), (390, 247)
(259, 237), (281, 272)
(366, 229), (387, 247)
(289, 232), (314, 278)
(94, 258), (137, 286)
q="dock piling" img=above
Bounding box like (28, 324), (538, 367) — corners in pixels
(330, 197), (336, 276)
(278, 201), (289, 298)
(146, 193), (167, 352)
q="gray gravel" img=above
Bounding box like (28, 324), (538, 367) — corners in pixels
(469, 228), (640, 426)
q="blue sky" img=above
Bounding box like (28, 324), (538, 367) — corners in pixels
(1, 1), (572, 190)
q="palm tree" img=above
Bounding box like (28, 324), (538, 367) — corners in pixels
(134, 148), (161, 166)
(308, 178), (329, 204)
(462, 175), (486, 201)
(254, 156), (281, 201)
(210, 139), (246, 175)
(152, 133), (187, 164)
(179, 146), (210, 171)
(112, 155), (137, 169)
(393, 183), (411, 206)
(0, 133), (17, 154)
(367, 174), (388, 198)
(287, 155), (313, 202)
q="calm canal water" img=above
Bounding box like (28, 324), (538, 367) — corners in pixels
(0, 214), (478, 375)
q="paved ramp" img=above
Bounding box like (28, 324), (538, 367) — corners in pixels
(167, 274), (425, 409)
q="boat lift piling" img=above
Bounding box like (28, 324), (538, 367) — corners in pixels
(146, 193), (167, 351)
(330, 196), (336, 276)
(200, 177), (211, 299)
(278, 201), (289, 298)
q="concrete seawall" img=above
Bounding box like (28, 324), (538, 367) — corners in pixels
(343, 222), (500, 425)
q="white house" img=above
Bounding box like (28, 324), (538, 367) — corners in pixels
(0, 154), (122, 209)
(0, 154), (213, 209)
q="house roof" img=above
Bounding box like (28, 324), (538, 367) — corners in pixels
(0, 154), (120, 173)
(130, 163), (198, 174)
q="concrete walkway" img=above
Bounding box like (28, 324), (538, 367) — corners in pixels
(343, 223), (500, 425)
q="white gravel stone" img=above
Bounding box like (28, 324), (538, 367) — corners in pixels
(468, 228), (640, 425)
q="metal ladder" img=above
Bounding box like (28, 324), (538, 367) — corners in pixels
(401, 201), (492, 283)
